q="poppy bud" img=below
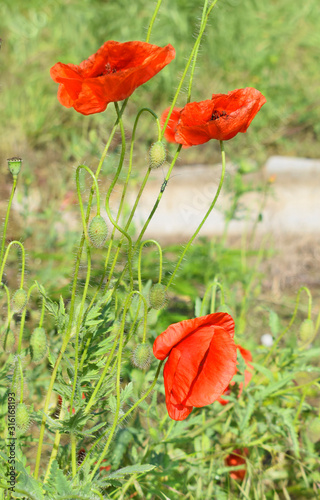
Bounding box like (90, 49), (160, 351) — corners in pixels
(7, 157), (22, 177)
(298, 319), (314, 344)
(30, 327), (47, 363)
(149, 283), (168, 310)
(16, 403), (30, 433)
(149, 141), (166, 169)
(2, 329), (16, 352)
(11, 289), (28, 313)
(88, 215), (108, 248)
(132, 343), (152, 369)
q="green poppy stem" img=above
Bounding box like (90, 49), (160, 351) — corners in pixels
(166, 140), (226, 290)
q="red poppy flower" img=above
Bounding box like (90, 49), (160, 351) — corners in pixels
(161, 88), (266, 146)
(153, 313), (237, 421)
(225, 448), (249, 480)
(217, 344), (253, 405)
(50, 40), (175, 115)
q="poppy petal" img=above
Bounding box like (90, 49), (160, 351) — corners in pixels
(163, 349), (193, 420)
(51, 41), (175, 115)
(167, 325), (215, 403)
(153, 313), (234, 360)
(160, 107), (183, 143)
(185, 326), (237, 407)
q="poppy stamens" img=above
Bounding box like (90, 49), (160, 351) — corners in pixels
(211, 110), (227, 121)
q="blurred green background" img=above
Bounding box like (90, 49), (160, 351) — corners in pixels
(1, 0), (319, 172)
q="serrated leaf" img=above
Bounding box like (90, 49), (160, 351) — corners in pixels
(107, 464), (156, 479)
(255, 373), (296, 400)
(250, 362), (274, 382)
(15, 461), (44, 500)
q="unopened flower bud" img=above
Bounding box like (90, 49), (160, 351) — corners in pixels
(149, 141), (166, 169)
(7, 157), (22, 177)
(30, 327), (47, 363)
(11, 289), (28, 313)
(149, 283), (168, 310)
(132, 343), (152, 369)
(16, 403), (30, 433)
(298, 319), (314, 344)
(88, 215), (108, 248)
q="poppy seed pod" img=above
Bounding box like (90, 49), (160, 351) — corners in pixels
(88, 215), (108, 248)
(149, 283), (168, 310)
(132, 343), (152, 369)
(7, 157), (22, 176)
(299, 319), (314, 343)
(11, 289), (28, 313)
(149, 141), (166, 169)
(16, 403), (30, 433)
(30, 327), (47, 363)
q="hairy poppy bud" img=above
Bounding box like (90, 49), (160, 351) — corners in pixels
(30, 327), (47, 363)
(149, 141), (166, 169)
(132, 343), (152, 369)
(7, 157), (22, 177)
(299, 319), (314, 344)
(88, 215), (108, 248)
(11, 289), (28, 313)
(2, 329), (16, 352)
(149, 283), (168, 310)
(16, 403), (30, 433)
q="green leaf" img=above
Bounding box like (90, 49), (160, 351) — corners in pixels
(107, 464), (156, 479)
(250, 362), (274, 382)
(269, 310), (280, 336)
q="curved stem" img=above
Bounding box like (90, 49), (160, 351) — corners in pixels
(76, 165), (101, 243)
(0, 177), (17, 265)
(166, 140), (226, 290)
(138, 239), (163, 292)
(0, 240), (25, 287)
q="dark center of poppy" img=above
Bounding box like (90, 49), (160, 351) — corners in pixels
(211, 110), (228, 121)
(96, 63), (117, 77)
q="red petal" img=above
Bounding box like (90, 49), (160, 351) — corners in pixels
(167, 325), (215, 404)
(160, 107), (182, 143)
(153, 313), (234, 360)
(185, 326), (237, 407)
(51, 41), (175, 115)
(163, 349), (193, 420)
(57, 84), (73, 108)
